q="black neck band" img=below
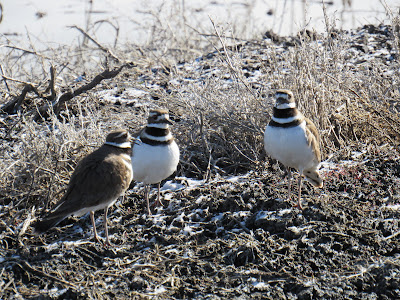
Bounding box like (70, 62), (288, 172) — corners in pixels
(269, 119), (302, 128)
(140, 137), (173, 146)
(145, 127), (169, 137)
(273, 107), (298, 118)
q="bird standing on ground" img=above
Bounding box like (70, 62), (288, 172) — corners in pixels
(131, 109), (180, 215)
(264, 89), (323, 209)
(34, 129), (133, 245)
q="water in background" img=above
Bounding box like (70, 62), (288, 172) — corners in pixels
(0, 0), (398, 48)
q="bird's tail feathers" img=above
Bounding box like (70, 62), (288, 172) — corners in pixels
(33, 216), (66, 234)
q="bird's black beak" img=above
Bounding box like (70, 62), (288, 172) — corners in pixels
(130, 136), (141, 146)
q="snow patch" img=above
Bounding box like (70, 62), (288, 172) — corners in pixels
(212, 213), (225, 222)
(175, 177), (206, 189)
(96, 87), (149, 106)
(255, 209), (292, 221)
(40, 288), (69, 298)
(161, 180), (185, 192)
(382, 204), (400, 211)
(249, 277), (268, 290)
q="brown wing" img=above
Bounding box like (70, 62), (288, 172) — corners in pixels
(305, 117), (321, 162)
(45, 148), (130, 220)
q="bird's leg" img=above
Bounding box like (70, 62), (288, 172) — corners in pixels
(295, 174), (304, 210)
(90, 211), (101, 243)
(287, 168), (292, 201)
(154, 182), (163, 207)
(103, 207), (111, 246)
(145, 185), (152, 215)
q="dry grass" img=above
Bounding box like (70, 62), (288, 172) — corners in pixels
(1, 3), (400, 299)
(0, 3), (399, 220)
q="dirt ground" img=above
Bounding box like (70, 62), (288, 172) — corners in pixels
(1, 144), (399, 299)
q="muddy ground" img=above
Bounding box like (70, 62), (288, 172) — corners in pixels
(1, 145), (399, 299)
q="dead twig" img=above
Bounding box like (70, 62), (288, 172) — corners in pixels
(0, 44), (51, 60)
(93, 19), (120, 48)
(1, 66), (58, 115)
(0, 64), (10, 91)
(32, 62), (135, 121)
(2, 62), (134, 121)
(208, 17), (258, 101)
(69, 25), (121, 62)
(19, 260), (77, 288)
(382, 230), (400, 241)
(1, 83), (43, 114)
(186, 23), (265, 47)
(46, 65), (57, 100)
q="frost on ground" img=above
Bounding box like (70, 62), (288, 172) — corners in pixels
(1, 144), (399, 299)
(0, 25), (400, 299)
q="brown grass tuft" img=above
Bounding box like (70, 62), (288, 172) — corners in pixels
(0, 12), (399, 212)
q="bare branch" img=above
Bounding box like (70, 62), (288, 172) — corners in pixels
(69, 25), (121, 62)
(32, 62), (135, 121)
(1, 83), (43, 114)
(0, 44), (51, 59)
(0, 64), (10, 91)
(208, 17), (258, 101)
(48, 65), (57, 100)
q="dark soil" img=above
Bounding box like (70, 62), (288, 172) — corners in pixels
(1, 145), (399, 299)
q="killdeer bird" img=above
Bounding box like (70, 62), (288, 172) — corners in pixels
(34, 129), (133, 245)
(264, 89), (323, 209)
(131, 109), (180, 215)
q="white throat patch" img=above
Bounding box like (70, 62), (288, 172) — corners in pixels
(272, 115), (301, 124)
(147, 123), (170, 129)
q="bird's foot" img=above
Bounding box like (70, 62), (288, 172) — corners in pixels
(93, 234), (112, 247)
(93, 234), (102, 244)
(152, 199), (164, 208)
(292, 200), (304, 210)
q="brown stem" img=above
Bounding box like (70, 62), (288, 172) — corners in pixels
(1, 84), (42, 114)
(33, 62), (135, 121)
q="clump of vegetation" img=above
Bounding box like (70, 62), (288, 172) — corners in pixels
(0, 2), (400, 298)
(1, 10), (399, 209)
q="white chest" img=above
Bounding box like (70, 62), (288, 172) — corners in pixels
(264, 123), (316, 171)
(131, 141), (180, 184)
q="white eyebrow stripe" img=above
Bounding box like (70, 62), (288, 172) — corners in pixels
(114, 131), (128, 139)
